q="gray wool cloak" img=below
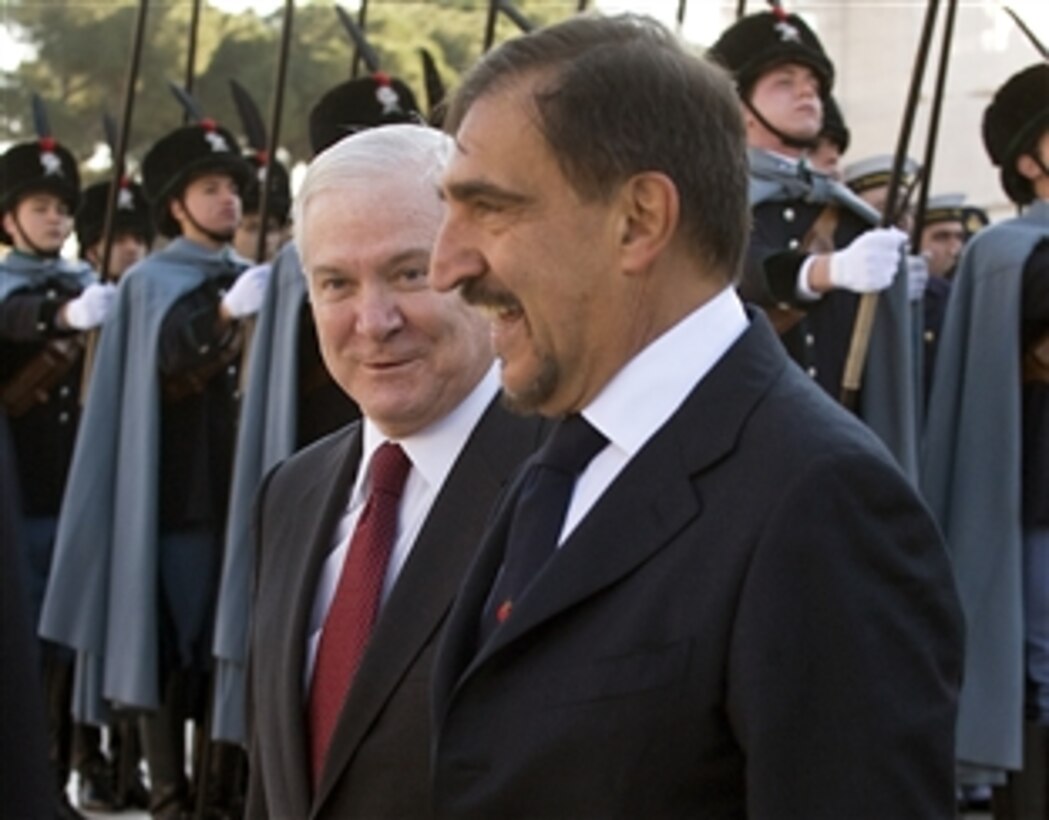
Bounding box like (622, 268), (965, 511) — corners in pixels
(38, 238), (246, 723)
(212, 242), (305, 744)
(922, 198), (1049, 783)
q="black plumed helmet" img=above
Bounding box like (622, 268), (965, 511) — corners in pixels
(142, 120), (250, 237)
(75, 178), (155, 252)
(308, 73), (421, 156)
(241, 152), (292, 225)
(982, 63), (1049, 205)
(821, 94), (850, 153)
(708, 9), (834, 99)
(0, 138), (81, 245)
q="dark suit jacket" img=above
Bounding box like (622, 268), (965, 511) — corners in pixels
(246, 397), (545, 819)
(432, 315), (964, 820)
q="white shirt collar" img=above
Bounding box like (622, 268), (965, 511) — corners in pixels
(583, 286), (748, 460)
(357, 363), (500, 500)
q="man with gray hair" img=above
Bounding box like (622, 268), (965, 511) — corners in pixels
(245, 124), (544, 818)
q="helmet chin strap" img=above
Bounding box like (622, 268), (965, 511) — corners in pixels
(744, 98), (819, 152)
(177, 196), (235, 246)
(11, 211), (61, 259)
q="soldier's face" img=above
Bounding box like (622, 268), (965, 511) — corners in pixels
(171, 173), (242, 247)
(748, 64), (823, 146)
(3, 192), (71, 254)
(87, 230), (149, 279)
(233, 213), (285, 262)
(301, 179), (493, 439)
(920, 222), (964, 278)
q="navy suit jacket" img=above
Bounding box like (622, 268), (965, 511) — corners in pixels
(247, 398), (544, 819)
(432, 314), (964, 819)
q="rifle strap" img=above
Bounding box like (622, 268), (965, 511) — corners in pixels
(162, 327), (244, 403)
(0, 337), (84, 418)
(766, 204), (841, 335)
(1023, 330), (1049, 385)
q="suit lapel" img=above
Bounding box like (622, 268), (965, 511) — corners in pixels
(446, 314), (790, 680)
(313, 400), (543, 811)
(269, 426), (362, 817)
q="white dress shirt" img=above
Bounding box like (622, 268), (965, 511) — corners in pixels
(562, 286), (749, 542)
(304, 364), (500, 691)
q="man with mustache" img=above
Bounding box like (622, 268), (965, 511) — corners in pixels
(428, 13), (963, 817)
(245, 124), (544, 819)
(710, 9), (921, 478)
(40, 118), (269, 819)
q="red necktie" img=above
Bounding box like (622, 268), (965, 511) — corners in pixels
(307, 441), (411, 787)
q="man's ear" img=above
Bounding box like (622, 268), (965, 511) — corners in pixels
(1, 211), (17, 243)
(1016, 151), (1044, 183)
(617, 171), (679, 276)
(168, 196), (187, 231)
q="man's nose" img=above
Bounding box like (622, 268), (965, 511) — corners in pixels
(430, 215), (483, 293)
(355, 282), (404, 339)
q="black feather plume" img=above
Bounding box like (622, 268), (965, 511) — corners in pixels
(335, 4), (382, 74)
(102, 112), (120, 157)
(229, 79), (268, 153)
(498, 0), (534, 33)
(31, 93), (51, 139)
(167, 81), (204, 123)
(419, 48), (447, 121)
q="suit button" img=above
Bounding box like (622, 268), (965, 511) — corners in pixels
(59, 411), (70, 424)
(805, 333), (815, 347)
(924, 330), (935, 343)
(59, 385), (71, 398)
(788, 238), (800, 250)
(806, 366), (818, 378)
(783, 207), (796, 222)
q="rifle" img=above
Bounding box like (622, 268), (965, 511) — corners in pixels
(840, 0), (942, 410)
(483, 0), (533, 54)
(184, 0), (202, 111)
(910, 0), (960, 250)
(335, 5), (382, 74)
(1001, 4), (1049, 60)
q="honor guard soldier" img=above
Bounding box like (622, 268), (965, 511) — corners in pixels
(709, 7), (920, 476)
(920, 192), (967, 279)
(809, 93), (849, 180)
(844, 153), (920, 230)
(211, 71), (419, 751)
(923, 62), (1049, 819)
(75, 177), (154, 280)
(0, 133), (115, 819)
(39, 114), (269, 819)
(232, 151), (292, 264)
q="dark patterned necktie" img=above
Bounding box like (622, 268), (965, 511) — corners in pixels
(307, 441), (410, 787)
(481, 414), (607, 642)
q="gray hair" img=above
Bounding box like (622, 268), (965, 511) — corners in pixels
(293, 124), (453, 254)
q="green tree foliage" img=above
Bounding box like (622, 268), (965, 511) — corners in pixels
(1, 0), (578, 182)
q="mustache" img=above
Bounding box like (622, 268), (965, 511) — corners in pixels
(460, 278), (521, 312)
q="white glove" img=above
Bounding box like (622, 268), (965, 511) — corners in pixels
(829, 227), (907, 294)
(221, 263), (271, 319)
(905, 253), (929, 302)
(63, 282), (117, 330)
